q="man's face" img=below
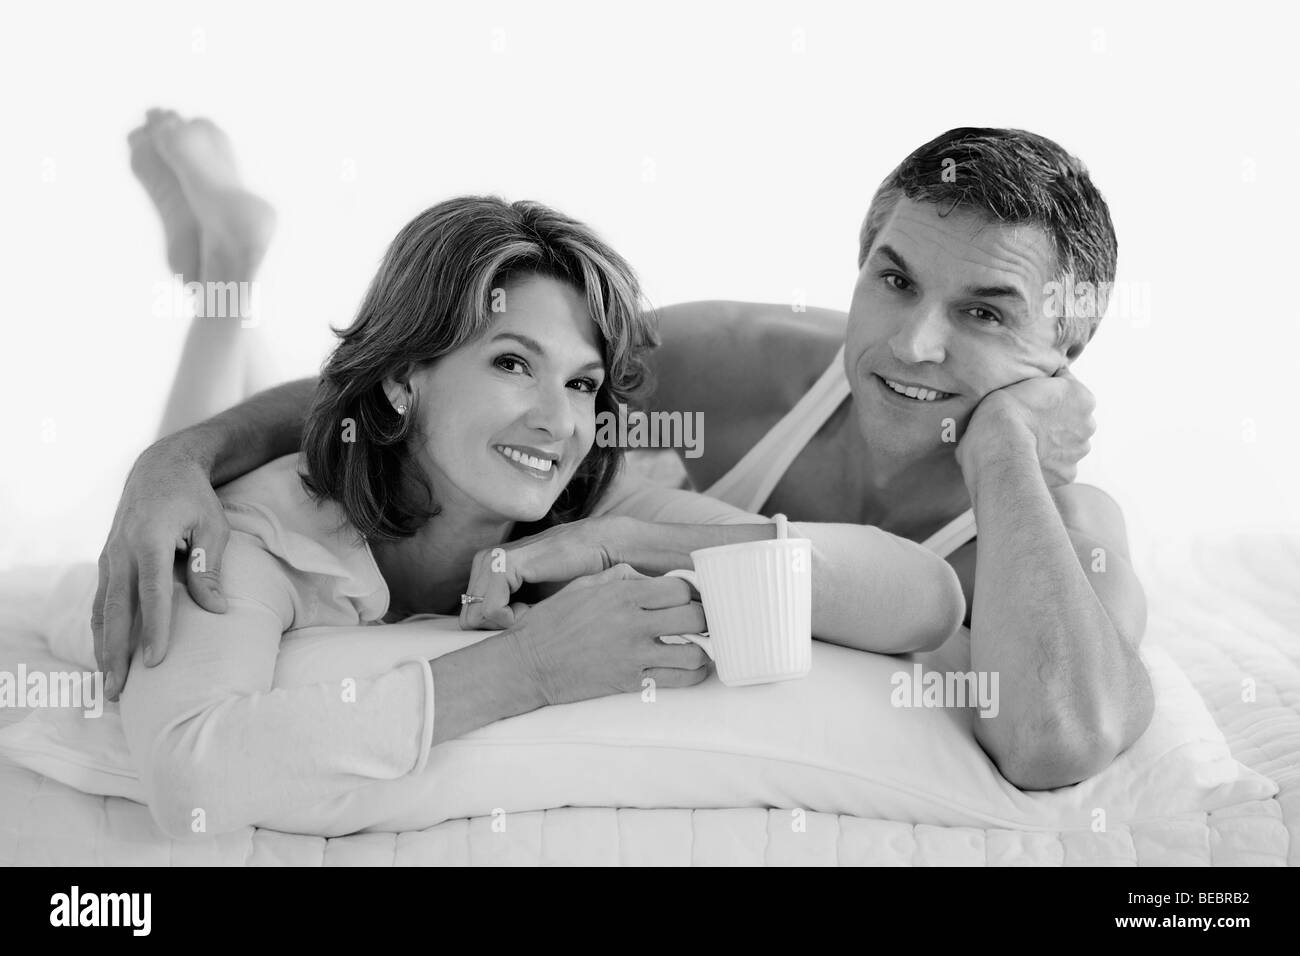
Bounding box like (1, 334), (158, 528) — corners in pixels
(844, 197), (1069, 461)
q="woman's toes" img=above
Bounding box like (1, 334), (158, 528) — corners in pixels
(127, 116), (201, 280)
(127, 124), (149, 151)
(144, 114), (275, 277)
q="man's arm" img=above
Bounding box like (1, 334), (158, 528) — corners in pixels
(94, 376), (319, 699)
(203, 377), (318, 484)
(961, 430), (1154, 791)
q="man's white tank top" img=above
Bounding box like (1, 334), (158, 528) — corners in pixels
(704, 345), (978, 559)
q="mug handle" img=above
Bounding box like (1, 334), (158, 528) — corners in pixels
(661, 569), (713, 660)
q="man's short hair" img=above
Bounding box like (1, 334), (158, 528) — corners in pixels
(858, 128), (1118, 356)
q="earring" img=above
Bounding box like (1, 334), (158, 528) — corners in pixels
(396, 404), (408, 416)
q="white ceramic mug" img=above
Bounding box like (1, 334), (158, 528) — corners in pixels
(663, 536), (812, 687)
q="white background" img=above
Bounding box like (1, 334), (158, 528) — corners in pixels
(1, 0), (1296, 569)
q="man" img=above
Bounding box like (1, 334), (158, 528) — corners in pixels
(95, 127), (1153, 791)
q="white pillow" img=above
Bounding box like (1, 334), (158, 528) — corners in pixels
(0, 616), (1276, 836)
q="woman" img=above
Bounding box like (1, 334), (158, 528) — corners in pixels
(108, 111), (966, 836)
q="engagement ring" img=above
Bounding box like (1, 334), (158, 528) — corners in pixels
(460, 593), (484, 607)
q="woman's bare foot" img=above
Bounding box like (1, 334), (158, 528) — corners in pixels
(128, 109), (200, 281)
(147, 112), (277, 282)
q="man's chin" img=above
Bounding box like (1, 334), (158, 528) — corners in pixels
(858, 411), (938, 459)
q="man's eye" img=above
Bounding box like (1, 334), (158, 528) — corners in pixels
(966, 307), (1001, 325)
(881, 272), (912, 292)
(495, 355), (528, 374)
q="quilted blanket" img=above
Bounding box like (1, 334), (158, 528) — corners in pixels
(1, 532), (1295, 865)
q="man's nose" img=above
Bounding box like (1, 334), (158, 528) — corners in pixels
(525, 380), (577, 440)
(889, 301), (949, 365)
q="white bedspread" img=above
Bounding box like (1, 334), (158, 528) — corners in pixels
(1, 531), (1296, 866)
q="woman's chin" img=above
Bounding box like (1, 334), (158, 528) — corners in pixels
(509, 504), (553, 523)
(477, 491), (555, 524)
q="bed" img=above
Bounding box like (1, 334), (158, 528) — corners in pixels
(1, 530), (1295, 866)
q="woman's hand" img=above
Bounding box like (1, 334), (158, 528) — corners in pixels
(503, 563), (710, 705)
(460, 515), (634, 630)
(93, 436), (231, 699)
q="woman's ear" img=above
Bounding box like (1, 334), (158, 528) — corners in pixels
(383, 362), (416, 414)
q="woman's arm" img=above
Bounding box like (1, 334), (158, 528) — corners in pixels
(465, 472), (967, 654)
(119, 533), (707, 838)
(117, 530), (534, 838)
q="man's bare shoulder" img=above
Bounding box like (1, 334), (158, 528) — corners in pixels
(647, 300), (847, 413)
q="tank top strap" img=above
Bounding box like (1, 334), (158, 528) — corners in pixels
(919, 507), (977, 559)
(705, 345), (851, 513)
(704, 343), (978, 555)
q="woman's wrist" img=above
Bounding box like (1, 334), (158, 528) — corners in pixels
(591, 515), (682, 574)
(605, 517), (774, 574)
(588, 514), (637, 568)
(428, 632), (547, 746)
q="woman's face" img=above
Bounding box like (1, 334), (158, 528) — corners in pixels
(402, 274), (606, 524)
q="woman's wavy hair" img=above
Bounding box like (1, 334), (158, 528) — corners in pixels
(300, 196), (657, 541)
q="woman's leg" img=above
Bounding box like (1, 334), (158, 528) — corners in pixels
(129, 109), (278, 440)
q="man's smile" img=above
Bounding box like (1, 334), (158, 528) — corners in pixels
(872, 373), (958, 404)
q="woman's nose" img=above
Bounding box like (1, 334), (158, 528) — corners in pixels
(525, 381), (577, 439)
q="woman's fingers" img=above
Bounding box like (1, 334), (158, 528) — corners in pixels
(643, 637), (709, 670)
(578, 562), (644, 586)
(477, 603), (517, 630)
(460, 547), (513, 629)
(625, 574), (695, 611)
(478, 552), (515, 626)
(641, 664), (711, 689)
(639, 601), (707, 641)
(475, 601), (529, 630)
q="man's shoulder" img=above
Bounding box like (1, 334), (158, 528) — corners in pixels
(650, 300), (846, 412)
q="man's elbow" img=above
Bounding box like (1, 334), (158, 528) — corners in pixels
(994, 731), (1123, 791)
(982, 692), (1154, 791)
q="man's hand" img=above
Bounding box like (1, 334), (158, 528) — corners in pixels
(92, 438), (231, 699)
(956, 366), (1096, 491)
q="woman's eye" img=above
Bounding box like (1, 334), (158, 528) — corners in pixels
(569, 377), (600, 394)
(494, 355), (528, 374)
(881, 272), (912, 292)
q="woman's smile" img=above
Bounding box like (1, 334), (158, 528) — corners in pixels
(493, 443), (560, 481)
